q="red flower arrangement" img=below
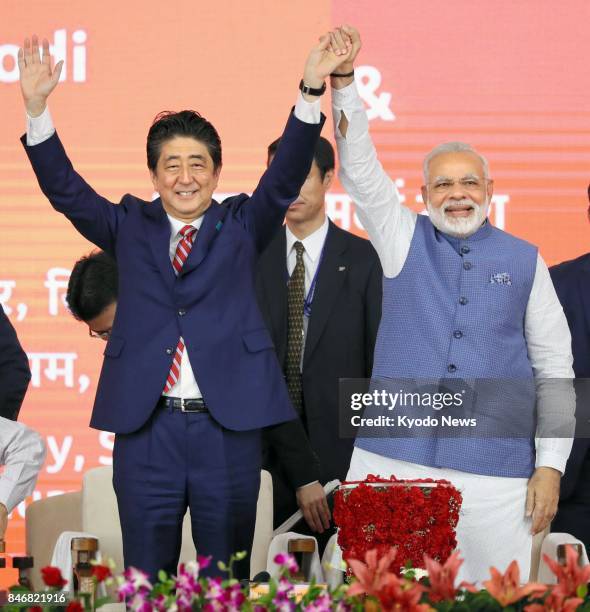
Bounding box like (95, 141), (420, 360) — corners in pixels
(91, 564), (112, 583)
(40, 566), (68, 589)
(333, 473), (462, 573)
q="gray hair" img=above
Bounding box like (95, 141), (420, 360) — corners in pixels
(423, 142), (490, 183)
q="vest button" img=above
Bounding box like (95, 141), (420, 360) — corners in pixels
(166, 348), (173, 355)
(460, 245), (470, 255)
(178, 308), (186, 316)
(459, 297), (468, 305)
(453, 330), (463, 339)
(447, 364), (457, 373)
(463, 261), (472, 270)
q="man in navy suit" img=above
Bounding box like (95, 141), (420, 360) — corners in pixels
(0, 309), (31, 421)
(18, 33), (352, 579)
(550, 186), (590, 555)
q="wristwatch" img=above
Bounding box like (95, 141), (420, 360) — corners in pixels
(299, 79), (326, 97)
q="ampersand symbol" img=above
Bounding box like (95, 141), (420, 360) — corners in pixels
(356, 65), (396, 122)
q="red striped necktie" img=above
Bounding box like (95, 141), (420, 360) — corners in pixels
(164, 224), (197, 393)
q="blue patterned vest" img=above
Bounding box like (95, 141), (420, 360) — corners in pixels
(356, 215), (538, 477)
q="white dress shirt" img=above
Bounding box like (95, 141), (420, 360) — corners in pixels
(286, 216), (329, 367)
(332, 81), (574, 473)
(163, 214), (204, 398)
(26, 94), (322, 400)
(0, 417), (46, 513)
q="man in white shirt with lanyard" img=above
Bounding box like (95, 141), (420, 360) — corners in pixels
(326, 26), (574, 583)
(0, 417), (46, 543)
(257, 136), (382, 551)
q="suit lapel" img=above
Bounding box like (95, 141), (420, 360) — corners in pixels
(262, 229), (288, 362)
(181, 202), (226, 275)
(303, 221), (348, 366)
(142, 198), (175, 291)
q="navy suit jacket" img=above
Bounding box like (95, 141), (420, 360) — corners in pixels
(550, 252), (590, 498)
(22, 111), (324, 434)
(0, 308), (31, 420)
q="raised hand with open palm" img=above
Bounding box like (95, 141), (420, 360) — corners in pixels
(18, 35), (63, 117)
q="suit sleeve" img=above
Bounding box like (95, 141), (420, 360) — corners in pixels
(364, 251), (383, 377)
(264, 418), (321, 489)
(20, 132), (124, 254)
(0, 310), (31, 421)
(234, 110), (325, 254)
(549, 263), (589, 496)
(0, 418), (46, 512)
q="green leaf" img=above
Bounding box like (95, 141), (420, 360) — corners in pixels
(94, 595), (113, 608)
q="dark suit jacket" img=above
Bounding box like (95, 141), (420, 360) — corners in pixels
(22, 110), (324, 434)
(0, 308), (31, 420)
(256, 221), (382, 501)
(550, 253), (590, 499)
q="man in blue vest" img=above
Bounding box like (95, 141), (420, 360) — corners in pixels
(327, 27), (574, 583)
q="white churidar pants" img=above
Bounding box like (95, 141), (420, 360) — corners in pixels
(347, 447), (532, 585)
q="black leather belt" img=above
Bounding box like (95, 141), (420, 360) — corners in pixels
(157, 396), (208, 413)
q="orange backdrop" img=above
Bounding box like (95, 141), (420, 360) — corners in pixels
(1, 0), (589, 587)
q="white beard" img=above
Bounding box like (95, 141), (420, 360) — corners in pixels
(426, 198), (489, 238)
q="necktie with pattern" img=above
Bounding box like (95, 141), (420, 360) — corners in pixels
(164, 224), (197, 393)
(285, 241), (305, 412)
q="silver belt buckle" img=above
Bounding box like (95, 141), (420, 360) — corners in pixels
(180, 398), (199, 413)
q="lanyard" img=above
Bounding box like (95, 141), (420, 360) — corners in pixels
(286, 240), (327, 318)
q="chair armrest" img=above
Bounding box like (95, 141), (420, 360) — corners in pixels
(251, 469), (274, 578)
(25, 491), (82, 590)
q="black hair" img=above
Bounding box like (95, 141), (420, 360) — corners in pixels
(147, 110), (222, 172)
(66, 251), (118, 322)
(267, 136), (335, 180)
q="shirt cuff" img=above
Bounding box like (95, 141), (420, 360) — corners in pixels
(331, 81), (364, 110)
(293, 93), (321, 124)
(297, 480), (320, 490)
(26, 106), (55, 146)
(535, 448), (571, 475)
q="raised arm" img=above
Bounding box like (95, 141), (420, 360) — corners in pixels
(329, 26), (416, 278)
(19, 35), (122, 253)
(238, 33), (354, 253)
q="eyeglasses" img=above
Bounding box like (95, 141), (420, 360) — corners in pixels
(88, 328), (111, 341)
(426, 177), (491, 194)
